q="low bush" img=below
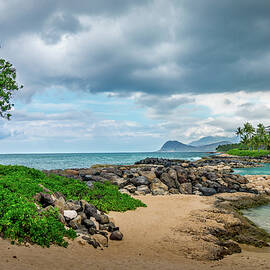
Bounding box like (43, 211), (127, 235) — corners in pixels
(0, 164), (146, 247)
(227, 149), (270, 157)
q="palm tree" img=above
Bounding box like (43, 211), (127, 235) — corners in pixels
(243, 122), (255, 149)
(236, 127), (243, 141)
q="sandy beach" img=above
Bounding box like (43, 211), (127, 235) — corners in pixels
(1, 194), (270, 270)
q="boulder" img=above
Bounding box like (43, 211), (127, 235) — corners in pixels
(110, 230), (123, 241)
(169, 188), (179, 194)
(179, 183), (193, 194)
(83, 219), (96, 229)
(124, 184), (136, 193)
(130, 176), (150, 186)
(66, 200), (82, 212)
(54, 197), (66, 212)
(84, 203), (98, 218)
(39, 192), (55, 207)
(150, 178), (168, 195)
(160, 173), (176, 189)
(139, 170), (156, 182)
(64, 210), (77, 221)
(136, 185), (151, 194)
(200, 187), (217, 196)
(110, 177), (128, 188)
(69, 215), (82, 230)
(99, 214), (110, 225)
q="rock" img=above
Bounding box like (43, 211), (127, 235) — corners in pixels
(78, 211), (87, 221)
(58, 213), (66, 224)
(90, 217), (99, 230)
(83, 219), (96, 229)
(130, 176), (150, 186)
(118, 188), (130, 195)
(139, 170), (156, 182)
(110, 177), (128, 188)
(168, 168), (178, 181)
(69, 215), (82, 230)
(84, 203), (98, 218)
(65, 200), (82, 212)
(99, 214), (110, 224)
(86, 181), (94, 189)
(54, 197), (66, 212)
(136, 185), (150, 194)
(64, 210), (77, 221)
(150, 178), (168, 195)
(179, 183), (193, 194)
(110, 230), (123, 241)
(92, 234), (108, 248)
(169, 188), (179, 194)
(200, 187), (217, 196)
(160, 173), (176, 189)
(39, 192), (55, 207)
(124, 184), (136, 193)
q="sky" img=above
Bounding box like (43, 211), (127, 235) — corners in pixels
(1, 0), (270, 153)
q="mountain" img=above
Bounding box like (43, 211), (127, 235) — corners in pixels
(158, 140), (232, 152)
(189, 136), (239, 146)
(159, 141), (196, 152)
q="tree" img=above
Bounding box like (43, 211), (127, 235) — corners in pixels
(235, 127), (243, 141)
(0, 58), (23, 119)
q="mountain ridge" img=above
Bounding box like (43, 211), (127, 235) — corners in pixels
(158, 139), (232, 152)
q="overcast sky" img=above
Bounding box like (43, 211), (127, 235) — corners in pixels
(1, 0), (270, 153)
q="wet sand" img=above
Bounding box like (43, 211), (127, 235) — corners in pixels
(1, 195), (270, 270)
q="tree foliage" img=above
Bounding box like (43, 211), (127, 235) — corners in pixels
(235, 122), (270, 150)
(0, 58), (23, 119)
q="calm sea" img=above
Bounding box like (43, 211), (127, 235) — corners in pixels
(0, 152), (210, 170)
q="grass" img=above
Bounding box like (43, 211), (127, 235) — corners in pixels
(227, 149), (270, 157)
(0, 164), (146, 247)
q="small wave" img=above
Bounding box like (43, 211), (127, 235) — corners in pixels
(187, 156), (201, 161)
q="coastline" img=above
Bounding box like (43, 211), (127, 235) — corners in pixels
(1, 154), (270, 269)
(0, 194), (270, 270)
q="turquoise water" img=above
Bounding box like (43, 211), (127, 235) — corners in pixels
(242, 205), (270, 234)
(0, 152), (210, 170)
(233, 163), (270, 175)
(234, 164), (270, 234)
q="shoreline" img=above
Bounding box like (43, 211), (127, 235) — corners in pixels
(0, 194), (270, 270)
(1, 155), (270, 269)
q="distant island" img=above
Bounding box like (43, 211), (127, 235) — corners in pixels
(158, 136), (238, 152)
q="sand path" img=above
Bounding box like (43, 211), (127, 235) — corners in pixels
(0, 195), (270, 270)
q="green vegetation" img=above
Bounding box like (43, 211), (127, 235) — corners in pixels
(0, 59), (23, 119)
(0, 164), (146, 247)
(216, 143), (247, 152)
(227, 149), (270, 157)
(236, 122), (270, 150)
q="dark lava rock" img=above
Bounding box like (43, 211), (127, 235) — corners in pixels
(83, 219), (96, 229)
(39, 192), (55, 207)
(84, 203), (98, 218)
(99, 214), (110, 224)
(110, 230), (123, 241)
(160, 173), (176, 189)
(130, 176), (149, 186)
(200, 187), (217, 196)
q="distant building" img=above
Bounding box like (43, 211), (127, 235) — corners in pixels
(265, 126), (270, 133)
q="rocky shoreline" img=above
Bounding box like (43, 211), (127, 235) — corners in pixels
(43, 156), (270, 197)
(41, 154), (270, 259)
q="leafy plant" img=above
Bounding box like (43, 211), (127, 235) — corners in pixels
(0, 164), (146, 247)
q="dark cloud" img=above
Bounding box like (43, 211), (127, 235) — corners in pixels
(1, 0), (270, 98)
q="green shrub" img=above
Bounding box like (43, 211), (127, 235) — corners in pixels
(0, 164), (146, 247)
(227, 149), (270, 157)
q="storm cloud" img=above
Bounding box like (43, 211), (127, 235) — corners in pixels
(1, 0), (270, 99)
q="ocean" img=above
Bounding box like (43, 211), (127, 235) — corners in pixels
(0, 152), (210, 170)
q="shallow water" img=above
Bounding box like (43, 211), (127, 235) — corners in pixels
(242, 205), (270, 234)
(0, 151), (210, 170)
(234, 164), (270, 233)
(233, 163), (270, 175)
